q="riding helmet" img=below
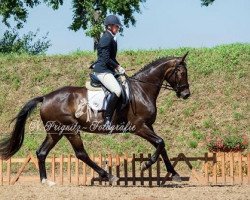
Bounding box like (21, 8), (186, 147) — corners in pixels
(104, 15), (122, 27)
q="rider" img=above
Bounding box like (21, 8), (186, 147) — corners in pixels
(92, 15), (126, 128)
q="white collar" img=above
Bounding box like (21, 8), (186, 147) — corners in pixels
(107, 30), (117, 41)
(107, 30), (115, 37)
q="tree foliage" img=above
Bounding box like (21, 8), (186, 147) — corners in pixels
(0, 0), (215, 35)
(0, 29), (51, 55)
(0, 0), (215, 50)
(0, 0), (146, 41)
(68, 0), (147, 49)
(0, 0), (42, 29)
(200, 0), (215, 6)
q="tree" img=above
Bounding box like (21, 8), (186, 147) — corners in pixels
(0, 28), (51, 55)
(0, 0), (215, 49)
(201, 0), (215, 6)
(0, 0), (146, 49)
(70, 0), (150, 50)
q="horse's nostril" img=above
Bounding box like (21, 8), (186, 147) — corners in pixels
(181, 91), (190, 99)
(180, 89), (190, 99)
(183, 93), (190, 99)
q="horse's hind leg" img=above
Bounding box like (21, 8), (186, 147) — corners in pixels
(36, 134), (62, 186)
(65, 133), (119, 183)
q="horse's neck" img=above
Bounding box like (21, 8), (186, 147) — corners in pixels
(134, 61), (171, 101)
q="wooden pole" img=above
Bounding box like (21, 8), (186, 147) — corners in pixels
(67, 154), (71, 184)
(238, 152), (242, 184)
(90, 154), (95, 185)
(51, 154), (55, 182)
(230, 152), (234, 185)
(156, 157), (160, 185)
(124, 153), (128, 186)
(132, 154), (136, 185)
(148, 154), (152, 187)
(82, 161), (86, 186)
(60, 154), (64, 185)
(30, 153), (39, 170)
(108, 154), (112, 186)
(7, 158), (11, 185)
(11, 155), (31, 185)
(99, 154), (102, 185)
(140, 153), (144, 186)
(248, 153), (250, 185)
(0, 158), (3, 186)
(116, 154), (120, 186)
(221, 152), (226, 184)
(75, 157), (79, 185)
(204, 153), (209, 185)
(213, 153), (217, 185)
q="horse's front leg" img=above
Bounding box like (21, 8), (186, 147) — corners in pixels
(135, 124), (181, 182)
(161, 148), (181, 181)
(135, 124), (165, 169)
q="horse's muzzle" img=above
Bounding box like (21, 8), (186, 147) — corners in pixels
(180, 89), (190, 99)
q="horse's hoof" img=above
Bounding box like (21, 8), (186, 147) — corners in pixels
(172, 174), (182, 182)
(41, 178), (56, 187)
(108, 174), (119, 183)
(140, 162), (147, 171)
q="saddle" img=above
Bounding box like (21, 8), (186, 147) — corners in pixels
(90, 73), (103, 88)
(85, 72), (129, 112)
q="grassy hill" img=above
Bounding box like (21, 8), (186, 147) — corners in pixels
(0, 43), (249, 157)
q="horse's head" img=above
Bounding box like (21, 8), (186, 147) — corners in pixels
(165, 52), (190, 99)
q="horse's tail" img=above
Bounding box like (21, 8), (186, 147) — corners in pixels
(0, 96), (44, 160)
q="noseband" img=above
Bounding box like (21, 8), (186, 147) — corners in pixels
(167, 64), (189, 92)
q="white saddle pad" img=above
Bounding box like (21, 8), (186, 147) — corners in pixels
(87, 90), (106, 111)
(87, 82), (129, 111)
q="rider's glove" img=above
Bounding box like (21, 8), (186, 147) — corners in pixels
(116, 66), (126, 74)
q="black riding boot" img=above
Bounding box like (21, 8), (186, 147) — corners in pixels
(104, 92), (119, 129)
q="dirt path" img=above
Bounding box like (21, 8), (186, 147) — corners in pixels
(0, 183), (249, 200)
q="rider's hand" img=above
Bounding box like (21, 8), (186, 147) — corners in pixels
(116, 66), (125, 74)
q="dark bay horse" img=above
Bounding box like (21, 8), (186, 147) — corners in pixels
(0, 53), (190, 185)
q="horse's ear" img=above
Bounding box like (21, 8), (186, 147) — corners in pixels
(181, 51), (189, 63)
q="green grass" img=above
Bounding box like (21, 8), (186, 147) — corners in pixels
(0, 43), (249, 157)
(188, 140), (198, 149)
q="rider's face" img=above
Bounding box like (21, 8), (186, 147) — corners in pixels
(110, 25), (120, 35)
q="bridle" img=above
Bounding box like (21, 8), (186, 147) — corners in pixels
(127, 64), (189, 92)
(166, 64), (189, 92)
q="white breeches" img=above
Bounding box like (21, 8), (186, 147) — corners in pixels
(95, 72), (122, 97)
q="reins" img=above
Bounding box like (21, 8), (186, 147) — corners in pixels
(128, 76), (175, 91)
(125, 64), (181, 91)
